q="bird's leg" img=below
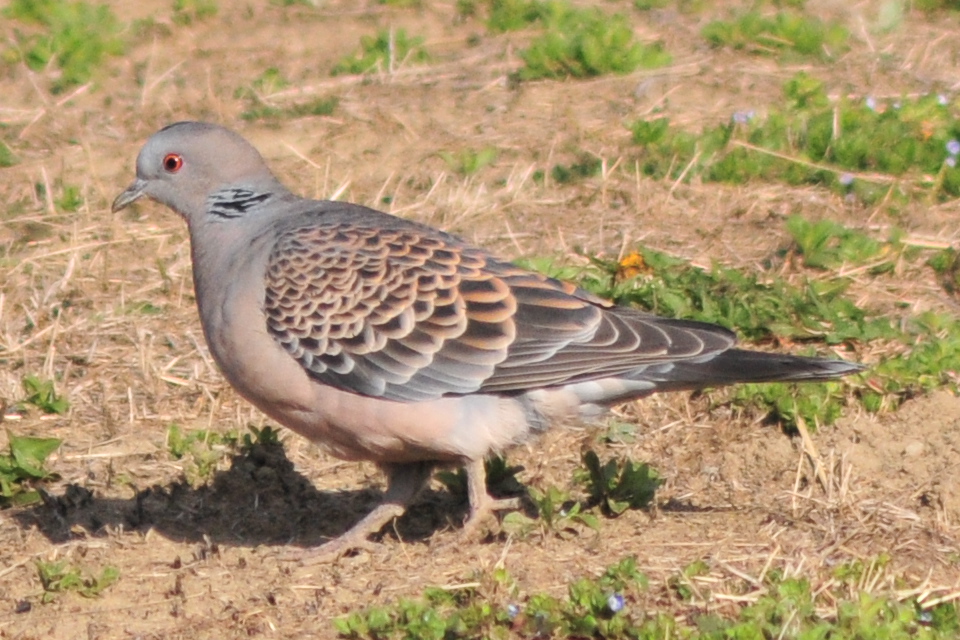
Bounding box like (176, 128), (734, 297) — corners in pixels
(462, 458), (522, 534)
(288, 461), (434, 564)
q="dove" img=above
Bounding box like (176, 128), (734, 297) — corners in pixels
(112, 121), (863, 561)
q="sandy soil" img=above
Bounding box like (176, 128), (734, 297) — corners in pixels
(2, 1), (960, 638)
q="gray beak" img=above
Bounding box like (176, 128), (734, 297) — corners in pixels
(111, 178), (148, 212)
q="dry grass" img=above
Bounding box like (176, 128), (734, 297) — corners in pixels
(2, 0), (960, 637)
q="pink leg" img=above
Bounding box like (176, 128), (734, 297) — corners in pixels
(284, 461), (434, 564)
(463, 458), (521, 533)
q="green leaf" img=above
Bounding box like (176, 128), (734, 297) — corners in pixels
(8, 430), (60, 479)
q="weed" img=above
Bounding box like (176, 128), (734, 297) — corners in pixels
(4, 0), (125, 93)
(598, 421), (638, 444)
(520, 7), (670, 79)
(501, 485), (598, 538)
(0, 430), (61, 507)
(438, 147), (498, 175)
(335, 559), (960, 638)
(577, 451), (660, 515)
(550, 154), (602, 183)
(485, 1), (670, 78)
(20, 376), (69, 415)
(240, 425), (283, 451)
(331, 28), (428, 76)
(165, 424), (239, 484)
(54, 183), (83, 212)
(36, 561), (119, 603)
(248, 66), (289, 94)
(235, 68), (338, 121)
(35, 180), (83, 213)
(334, 557), (647, 639)
(702, 10), (849, 60)
(0, 141), (18, 168)
(172, 0), (217, 24)
(928, 246), (960, 296)
(629, 73), (960, 202)
(785, 215), (902, 272)
(668, 559), (710, 601)
(436, 456), (525, 502)
(914, 0), (960, 10)
(241, 96), (338, 122)
(589, 247), (891, 344)
(486, 0), (554, 32)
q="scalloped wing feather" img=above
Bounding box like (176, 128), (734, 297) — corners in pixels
(264, 223), (737, 402)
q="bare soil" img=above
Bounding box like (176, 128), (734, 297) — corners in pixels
(2, 1), (960, 638)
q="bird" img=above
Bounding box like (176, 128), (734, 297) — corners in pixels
(112, 121), (863, 561)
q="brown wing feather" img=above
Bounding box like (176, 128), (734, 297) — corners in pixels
(264, 222), (736, 402)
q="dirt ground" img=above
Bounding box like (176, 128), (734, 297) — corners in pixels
(2, 1), (960, 638)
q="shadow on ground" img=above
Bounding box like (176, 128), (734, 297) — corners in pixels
(11, 442), (474, 552)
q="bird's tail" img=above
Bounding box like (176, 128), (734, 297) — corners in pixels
(564, 349), (863, 409)
(654, 348), (865, 388)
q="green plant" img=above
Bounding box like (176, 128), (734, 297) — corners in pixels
(550, 154), (602, 183)
(928, 246), (960, 296)
(436, 456), (525, 502)
(334, 558), (648, 639)
(36, 561), (119, 603)
(702, 10), (849, 60)
(20, 376), (69, 414)
(520, 7), (670, 79)
(628, 74), (960, 203)
(438, 147), (498, 175)
(501, 485), (598, 537)
(331, 28), (429, 75)
(165, 424), (240, 484)
(0, 430), (61, 507)
(486, 0), (554, 32)
(236, 67), (337, 121)
(668, 559), (710, 601)
(0, 141), (18, 168)
(577, 450), (661, 515)
(335, 558), (960, 639)
(785, 215), (901, 271)
(172, 0), (217, 24)
(4, 0), (125, 93)
(240, 425), (283, 451)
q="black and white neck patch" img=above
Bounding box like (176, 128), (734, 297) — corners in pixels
(207, 189), (273, 219)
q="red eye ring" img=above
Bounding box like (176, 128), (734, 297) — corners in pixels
(163, 153), (183, 173)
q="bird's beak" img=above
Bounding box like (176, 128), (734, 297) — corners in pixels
(111, 178), (148, 213)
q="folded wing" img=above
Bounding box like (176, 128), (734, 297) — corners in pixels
(264, 222), (738, 402)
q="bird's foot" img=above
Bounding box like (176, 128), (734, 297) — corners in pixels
(279, 533), (380, 565)
(278, 501), (407, 565)
(462, 495), (522, 538)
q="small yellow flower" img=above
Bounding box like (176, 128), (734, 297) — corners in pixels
(616, 252), (650, 281)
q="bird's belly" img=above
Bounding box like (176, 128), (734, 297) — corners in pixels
(206, 305), (533, 464)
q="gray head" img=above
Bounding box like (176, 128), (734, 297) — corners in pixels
(112, 121), (286, 223)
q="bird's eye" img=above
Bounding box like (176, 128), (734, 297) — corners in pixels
(163, 153), (183, 173)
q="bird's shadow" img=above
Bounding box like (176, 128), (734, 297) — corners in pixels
(12, 441), (475, 552)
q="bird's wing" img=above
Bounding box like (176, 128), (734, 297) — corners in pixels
(264, 222), (736, 402)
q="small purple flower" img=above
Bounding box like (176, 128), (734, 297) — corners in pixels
(939, 94), (949, 106)
(507, 604), (521, 619)
(947, 139), (960, 156)
(607, 593), (625, 613)
(839, 172), (854, 186)
(947, 156), (957, 168)
(732, 110), (755, 124)
(865, 96), (877, 111)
